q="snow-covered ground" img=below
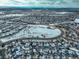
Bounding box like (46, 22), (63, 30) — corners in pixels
(1, 25), (61, 43)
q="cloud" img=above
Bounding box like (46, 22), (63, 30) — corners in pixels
(0, 0), (78, 8)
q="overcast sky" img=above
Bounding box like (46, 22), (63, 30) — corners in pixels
(0, 0), (79, 8)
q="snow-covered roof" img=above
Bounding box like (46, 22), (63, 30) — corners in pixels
(74, 18), (79, 23)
